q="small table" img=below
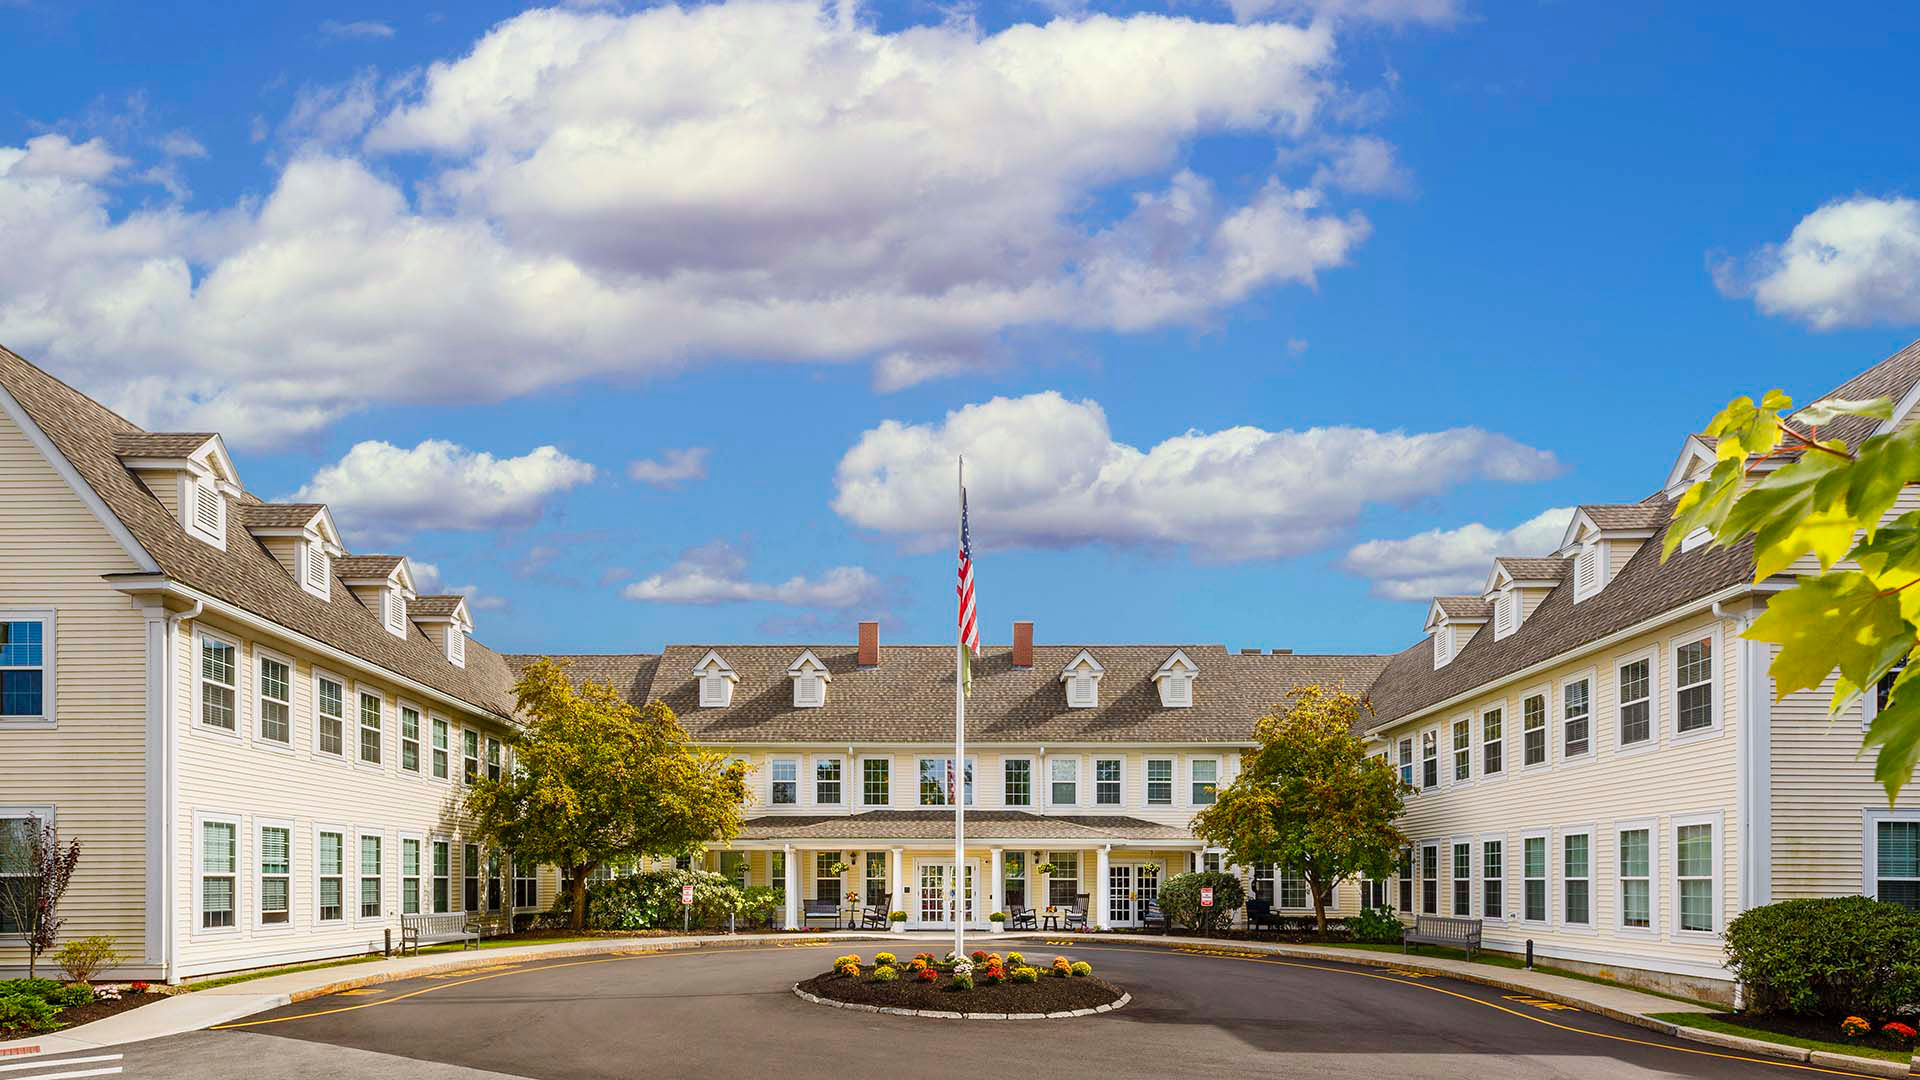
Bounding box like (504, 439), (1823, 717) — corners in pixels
(1041, 913), (1061, 931)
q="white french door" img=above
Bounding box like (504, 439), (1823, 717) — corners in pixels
(1108, 862), (1162, 928)
(915, 859), (977, 926)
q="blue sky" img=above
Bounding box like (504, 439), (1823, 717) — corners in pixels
(3, 1), (1917, 656)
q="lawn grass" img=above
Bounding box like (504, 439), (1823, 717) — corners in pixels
(1258, 940), (1720, 1008)
(1647, 1011), (1916, 1065)
(183, 934), (635, 991)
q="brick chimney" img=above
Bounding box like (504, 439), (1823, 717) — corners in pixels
(858, 620), (879, 667)
(1012, 621), (1033, 668)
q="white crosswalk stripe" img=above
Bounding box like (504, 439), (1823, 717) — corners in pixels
(0, 1052), (124, 1080)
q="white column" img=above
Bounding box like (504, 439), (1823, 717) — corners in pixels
(988, 847), (1004, 917)
(783, 844), (800, 930)
(1095, 846), (1111, 930)
(890, 847), (906, 918)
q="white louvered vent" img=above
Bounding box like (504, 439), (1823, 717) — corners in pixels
(448, 628), (466, 667)
(1164, 677), (1191, 707)
(305, 544), (330, 594)
(385, 590), (406, 636)
(700, 674), (732, 708)
(1433, 628), (1453, 669)
(1068, 674), (1097, 708)
(1493, 591), (1514, 637)
(1573, 546), (1600, 601)
(193, 483), (224, 537)
(794, 674), (823, 708)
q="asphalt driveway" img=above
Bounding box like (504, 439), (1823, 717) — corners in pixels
(108, 940), (1883, 1079)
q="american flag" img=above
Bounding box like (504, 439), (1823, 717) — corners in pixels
(957, 486), (980, 691)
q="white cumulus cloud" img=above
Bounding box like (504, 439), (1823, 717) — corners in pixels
(407, 559), (506, 610)
(293, 439), (596, 542)
(1716, 196), (1920, 330)
(1340, 506), (1576, 601)
(0, 2), (1415, 446)
(832, 392), (1561, 562)
(627, 447), (710, 488)
(623, 540), (884, 609)
(321, 19), (396, 39)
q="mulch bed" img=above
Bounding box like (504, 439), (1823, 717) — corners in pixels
(0, 990), (168, 1041)
(1704, 1012), (1919, 1056)
(798, 971), (1123, 1014)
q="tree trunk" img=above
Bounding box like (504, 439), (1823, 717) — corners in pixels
(1308, 875), (1328, 936)
(568, 861), (598, 931)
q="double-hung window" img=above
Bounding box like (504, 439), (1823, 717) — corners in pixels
(462, 730), (480, 784)
(1562, 678), (1591, 758)
(1619, 827), (1652, 929)
(401, 838), (421, 915)
(463, 844), (481, 911)
(1047, 852), (1079, 908)
(358, 692), (382, 765)
(1398, 737), (1414, 786)
(1396, 848), (1413, 913)
(771, 759), (798, 805)
(815, 852), (841, 905)
(1675, 636), (1715, 734)
(1278, 869), (1307, 910)
(318, 830), (344, 922)
(1190, 759), (1218, 805)
(317, 676), (345, 756)
(200, 817), (238, 929)
(1419, 844), (1438, 915)
(1873, 817), (1919, 911)
(1095, 758), (1122, 805)
(1481, 708), (1503, 776)
(1563, 831), (1591, 926)
(0, 615), (51, 724)
(1146, 759), (1173, 805)
(1451, 719), (1471, 782)
(399, 706), (421, 773)
(1522, 835), (1548, 921)
(1420, 731), (1439, 789)
(431, 717), (450, 779)
(1452, 842), (1472, 915)
(1522, 694), (1547, 766)
(1481, 839), (1503, 918)
(1676, 820), (1716, 932)
(432, 839), (451, 913)
(258, 655), (291, 744)
(200, 636), (237, 731)
(487, 850), (503, 912)
(1003, 759), (1032, 807)
(862, 758), (889, 806)
(1618, 657), (1653, 748)
(863, 851), (887, 907)
(359, 834), (383, 918)
(1004, 852), (1027, 909)
(486, 737), (502, 782)
(815, 758), (842, 805)
(514, 861), (538, 908)
(259, 823), (291, 926)
(1050, 758), (1078, 806)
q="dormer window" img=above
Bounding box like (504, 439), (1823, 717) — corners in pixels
(1152, 649), (1198, 708)
(1060, 650), (1104, 709)
(786, 650), (830, 709)
(694, 650), (738, 708)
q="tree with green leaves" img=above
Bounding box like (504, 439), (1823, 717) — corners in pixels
(1666, 392), (1920, 801)
(1191, 685), (1409, 933)
(465, 658), (751, 930)
(0, 816), (80, 978)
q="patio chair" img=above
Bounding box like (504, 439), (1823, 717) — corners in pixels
(1064, 894), (1090, 930)
(1007, 906), (1036, 930)
(1244, 897), (1277, 931)
(1138, 897), (1169, 932)
(860, 905), (890, 930)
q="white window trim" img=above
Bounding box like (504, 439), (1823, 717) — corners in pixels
(1862, 808), (1920, 905)
(396, 699), (424, 775)
(1519, 685), (1552, 771)
(193, 629), (243, 741)
(1479, 702), (1506, 779)
(0, 806), (55, 941)
(1001, 756), (1034, 808)
(1144, 756), (1175, 807)
(769, 756), (800, 806)
(1449, 715), (1473, 786)
(1670, 811), (1722, 940)
(430, 835), (453, 915)
(314, 823), (348, 924)
(355, 828), (387, 926)
(1478, 832), (1507, 925)
(1519, 828), (1552, 926)
(1614, 817), (1660, 936)
(299, 540), (330, 601)
(859, 755), (891, 807)
(461, 727), (481, 785)
(399, 831), (426, 917)
(1419, 726), (1441, 790)
(187, 476), (227, 549)
(1046, 755), (1080, 809)
(1449, 835), (1476, 918)
(192, 809), (243, 938)
(312, 668), (349, 762)
(812, 754), (845, 807)
(429, 714), (452, 782)
(1418, 840), (1441, 917)
(248, 644), (297, 753)
(0, 609), (56, 729)
(446, 625), (466, 667)
(1614, 647), (1660, 755)
(1558, 825), (1596, 932)
(1669, 626), (1724, 743)
(383, 588), (407, 639)
(255, 816), (296, 935)
(1187, 756), (1220, 808)
(353, 684), (386, 771)
(1094, 756), (1125, 807)
(1557, 669), (1597, 764)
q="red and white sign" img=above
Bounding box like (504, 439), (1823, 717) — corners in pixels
(681, 884), (695, 906)
(1200, 886), (1214, 908)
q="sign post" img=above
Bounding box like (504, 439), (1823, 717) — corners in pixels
(682, 883), (695, 933)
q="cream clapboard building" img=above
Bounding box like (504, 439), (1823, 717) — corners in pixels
(2, 339), (1918, 997)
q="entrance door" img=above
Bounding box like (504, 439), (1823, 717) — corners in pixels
(1137, 863), (1161, 914)
(916, 861), (977, 926)
(1108, 864), (1134, 926)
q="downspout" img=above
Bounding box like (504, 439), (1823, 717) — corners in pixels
(160, 599), (201, 985)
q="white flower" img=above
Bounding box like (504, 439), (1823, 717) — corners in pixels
(953, 960), (973, 976)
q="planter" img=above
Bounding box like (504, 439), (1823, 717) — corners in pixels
(989, 922), (1004, 934)
(892, 923), (908, 934)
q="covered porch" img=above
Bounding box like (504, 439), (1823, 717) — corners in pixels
(716, 810), (1202, 932)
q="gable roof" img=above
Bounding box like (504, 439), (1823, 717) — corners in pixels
(1429, 596), (1492, 623)
(112, 432), (218, 457)
(234, 502), (330, 529)
(1788, 338), (1920, 447)
(334, 555), (407, 581)
(0, 345), (517, 720)
(410, 595), (469, 619)
(1492, 557), (1568, 583)
(1575, 503), (1667, 532)
(513, 645), (1388, 744)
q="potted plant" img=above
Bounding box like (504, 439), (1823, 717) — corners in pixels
(989, 911), (1007, 934)
(889, 910), (908, 933)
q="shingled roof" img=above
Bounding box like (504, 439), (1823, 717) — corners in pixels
(111, 432), (217, 457)
(1787, 338), (1920, 447)
(1493, 557), (1568, 582)
(1579, 503), (1668, 530)
(0, 345), (517, 719)
(511, 646), (1388, 744)
(334, 555), (407, 580)
(737, 810), (1192, 842)
(234, 502), (328, 529)
(1431, 597), (1492, 620)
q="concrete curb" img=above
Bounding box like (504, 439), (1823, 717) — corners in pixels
(794, 984), (1129, 1020)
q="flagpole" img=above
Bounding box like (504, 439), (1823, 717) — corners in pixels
(954, 455), (967, 960)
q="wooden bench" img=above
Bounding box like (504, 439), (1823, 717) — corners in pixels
(400, 913), (481, 954)
(802, 899), (841, 927)
(1404, 914), (1482, 959)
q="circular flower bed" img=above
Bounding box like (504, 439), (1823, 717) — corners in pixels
(797, 951), (1124, 1017)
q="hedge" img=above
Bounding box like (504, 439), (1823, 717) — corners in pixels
(1723, 895), (1920, 1017)
(1157, 871), (1246, 934)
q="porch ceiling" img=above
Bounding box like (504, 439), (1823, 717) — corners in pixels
(735, 809), (1195, 844)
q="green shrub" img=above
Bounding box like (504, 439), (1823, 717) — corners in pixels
(1156, 871), (1246, 935)
(874, 952), (896, 966)
(1005, 951), (1025, 967)
(872, 965), (898, 982)
(948, 973), (974, 991)
(988, 911), (1006, 922)
(1009, 966), (1039, 984)
(44, 984), (92, 1008)
(889, 910), (908, 922)
(1724, 896), (1920, 1017)
(56, 936), (122, 984)
(1070, 961), (1092, 977)
(0, 979), (62, 1002)
(581, 869), (743, 930)
(0, 992), (60, 1033)
(737, 886), (784, 927)
(1348, 906), (1405, 944)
